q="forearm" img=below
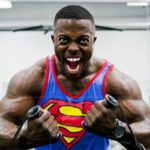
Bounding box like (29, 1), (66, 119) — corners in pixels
(129, 119), (150, 149)
(15, 128), (46, 149)
(0, 118), (34, 149)
(0, 118), (18, 149)
(113, 119), (150, 149)
(115, 125), (142, 150)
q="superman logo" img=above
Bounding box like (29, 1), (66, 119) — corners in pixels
(42, 99), (93, 149)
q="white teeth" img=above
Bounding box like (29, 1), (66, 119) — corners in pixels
(66, 57), (80, 62)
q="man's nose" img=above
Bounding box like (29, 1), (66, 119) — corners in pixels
(68, 42), (79, 52)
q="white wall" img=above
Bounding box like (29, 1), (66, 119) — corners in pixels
(0, 30), (150, 103)
(94, 31), (150, 103)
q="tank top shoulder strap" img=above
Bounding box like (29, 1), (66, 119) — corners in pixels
(98, 59), (114, 97)
(37, 56), (51, 104)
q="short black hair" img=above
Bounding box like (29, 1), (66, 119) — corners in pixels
(54, 5), (95, 25)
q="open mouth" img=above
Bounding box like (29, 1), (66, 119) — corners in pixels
(64, 57), (82, 74)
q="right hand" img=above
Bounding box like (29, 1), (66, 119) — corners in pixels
(19, 108), (59, 148)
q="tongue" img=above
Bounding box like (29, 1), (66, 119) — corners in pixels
(66, 61), (80, 73)
(68, 62), (78, 69)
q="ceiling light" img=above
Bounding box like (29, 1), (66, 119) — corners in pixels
(0, 1), (12, 9)
(126, 2), (149, 7)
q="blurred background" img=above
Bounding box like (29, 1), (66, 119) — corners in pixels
(0, 0), (150, 149)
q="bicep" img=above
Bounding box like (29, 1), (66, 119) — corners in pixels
(0, 70), (36, 123)
(0, 59), (45, 124)
(106, 67), (145, 121)
(117, 99), (150, 123)
(0, 95), (35, 125)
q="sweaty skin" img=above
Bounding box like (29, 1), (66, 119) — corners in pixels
(0, 19), (150, 150)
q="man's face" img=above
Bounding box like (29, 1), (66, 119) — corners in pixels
(51, 19), (96, 78)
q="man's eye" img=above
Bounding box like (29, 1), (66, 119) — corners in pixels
(80, 38), (89, 44)
(59, 37), (68, 43)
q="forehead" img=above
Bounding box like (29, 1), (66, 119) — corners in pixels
(54, 19), (95, 35)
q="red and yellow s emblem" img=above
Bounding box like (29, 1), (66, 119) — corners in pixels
(42, 99), (93, 149)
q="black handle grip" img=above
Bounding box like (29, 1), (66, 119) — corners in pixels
(26, 105), (41, 119)
(103, 94), (119, 109)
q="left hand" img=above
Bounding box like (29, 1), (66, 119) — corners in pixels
(83, 99), (117, 137)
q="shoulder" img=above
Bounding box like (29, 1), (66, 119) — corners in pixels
(106, 66), (142, 99)
(90, 56), (106, 73)
(6, 57), (47, 98)
(90, 57), (141, 99)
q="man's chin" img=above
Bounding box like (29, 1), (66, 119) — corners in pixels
(65, 71), (81, 79)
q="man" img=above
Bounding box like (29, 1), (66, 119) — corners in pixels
(0, 5), (150, 150)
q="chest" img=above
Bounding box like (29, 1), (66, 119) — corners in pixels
(57, 74), (96, 95)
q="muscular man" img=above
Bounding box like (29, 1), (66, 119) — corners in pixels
(0, 5), (150, 150)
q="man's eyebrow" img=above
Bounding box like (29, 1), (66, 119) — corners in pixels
(57, 33), (68, 36)
(80, 35), (90, 38)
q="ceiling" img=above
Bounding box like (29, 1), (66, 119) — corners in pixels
(0, 0), (150, 30)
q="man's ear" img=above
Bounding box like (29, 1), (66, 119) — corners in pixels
(94, 36), (97, 43)
(51, 34), (54, 43)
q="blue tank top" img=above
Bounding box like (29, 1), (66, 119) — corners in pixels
(35, 55), (114, 150)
